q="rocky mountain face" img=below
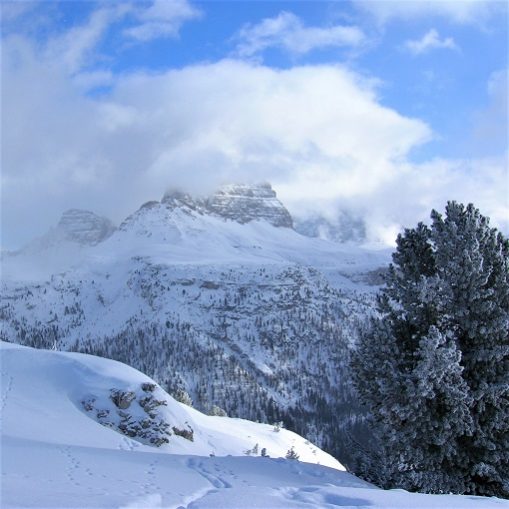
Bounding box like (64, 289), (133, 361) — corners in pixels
(12, 209), (116, 256)
(206, 183), (293, 227)
(0, 183), (388, 468)
(161, 183), (293, 228)
(56, 209), (116, 245)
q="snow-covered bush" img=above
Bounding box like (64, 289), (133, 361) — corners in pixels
(173, 389), (193, 407)
(286, 447), (300, 460)
(208, 405), (227, 417)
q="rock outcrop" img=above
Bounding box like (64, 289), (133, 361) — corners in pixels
(206, 183), (293, 228)
(161, 183), (293, 228)
(57, 209), (116, 245)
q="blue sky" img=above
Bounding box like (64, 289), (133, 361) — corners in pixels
(1, 0), (508, 247)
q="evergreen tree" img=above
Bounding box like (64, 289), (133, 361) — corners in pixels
(351, 202), (509, 498)
(285, 446), (300, 460)
(431, 203), (509, 497)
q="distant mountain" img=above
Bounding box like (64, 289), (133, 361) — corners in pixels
(56, 209), (116, 245)
(22, 209), (116, 252)
(2, 209), (116, 281)
(0, 183), (390, 467)
(294, 211), (366, 244)
(160, 182), (293, 227)
(205, 183), (293, 227)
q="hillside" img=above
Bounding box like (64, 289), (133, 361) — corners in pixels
(2, 342), (505, 508)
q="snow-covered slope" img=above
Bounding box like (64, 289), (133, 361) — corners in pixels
(1, 342), (341, 466)
(2, 342), (504, 508)
(2, 209), (116, 281)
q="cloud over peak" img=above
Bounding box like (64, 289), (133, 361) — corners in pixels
(1, 0), (507, 249)
(1, 35), (433, 246)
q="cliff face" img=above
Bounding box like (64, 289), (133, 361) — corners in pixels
(206, 183), (293, 228)
(161, 183), (293, 228)
(57, 209), (116, 245)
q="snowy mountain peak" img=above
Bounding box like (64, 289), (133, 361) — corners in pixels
(57, 209), (116, 245)
(161, 189), (203, 212)
(160, 183), (293, 228)
(206, 183), (293, 228)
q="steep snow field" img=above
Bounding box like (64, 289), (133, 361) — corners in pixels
(2, 343), (506, 508)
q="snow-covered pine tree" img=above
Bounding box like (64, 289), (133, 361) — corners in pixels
(431, 202), (509, 497)
(285, 447), (300, 460)
(351, 202), (509, 498)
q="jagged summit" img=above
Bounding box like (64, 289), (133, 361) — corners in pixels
(161, 190), (202, 212)
(57, 209), (116, 245)
(207, 183), (293, 228)
(160, 183), (293, 228)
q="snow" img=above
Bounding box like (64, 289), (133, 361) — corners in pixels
(0, 342), (341, 466)
(1, 202), (391, 285)
(2, 342), (506, 508)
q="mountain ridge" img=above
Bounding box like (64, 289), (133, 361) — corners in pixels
(0, 181), (391, 467)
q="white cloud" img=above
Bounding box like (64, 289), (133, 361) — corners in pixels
(472, 68), (508, 155)
(43, 4), (131, 74)
(2, 21), (507, 248)
(356, 0), (503, 25)
(4, 1), (201, 77)
(405, 29), (458, 55)
(359, 156), (509, 244)
(0, 1), (37, 23)
(235, 11), (365, 57)
(73, 70), (115, 92)
(124, 0), (201, 42)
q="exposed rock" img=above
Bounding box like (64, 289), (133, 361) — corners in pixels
(141, 382), (156, 393)
(139, 394), (168, 417)
(161, 190), (204, 212)
(206, 183), (293, 228)
(172, 425), (194, 442)
(160, 183), (293, 228)
(110, 389), (136, 409)
(139, 201), (159, 210)
(82, 397), (95, 412)
(82, 384), (174, 447)
(57, 209), (116, 245)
